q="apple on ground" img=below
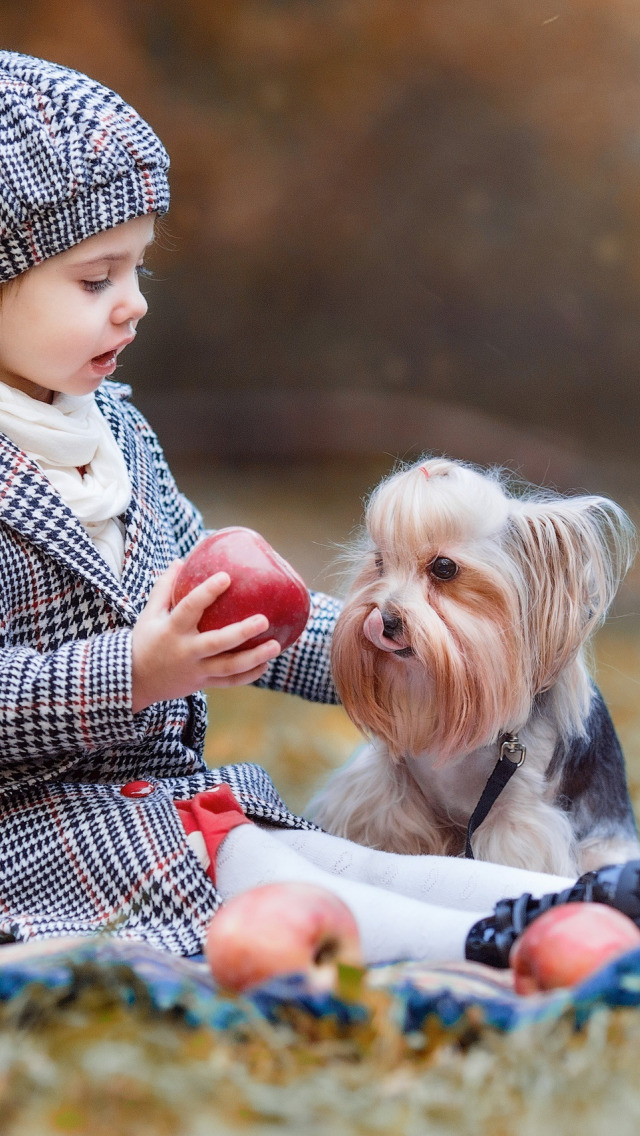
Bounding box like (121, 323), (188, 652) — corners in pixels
(509, 902), (640, 994)
(172, 526), (311, 652)
(205, 881), (363, 992)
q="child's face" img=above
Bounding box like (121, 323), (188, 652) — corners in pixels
(0, 213), (155, 403)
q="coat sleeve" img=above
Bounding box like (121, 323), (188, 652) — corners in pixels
(255, 590), (342, 704)
(113, 395), (343, 704)
(0, 628), (150, 774)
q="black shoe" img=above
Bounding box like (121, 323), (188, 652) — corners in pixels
(465, 859), (640, 968)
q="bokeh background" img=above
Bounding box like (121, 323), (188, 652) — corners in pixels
(3, 0), (640, 809)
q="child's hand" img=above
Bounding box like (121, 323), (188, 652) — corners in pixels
(131, 561), (281, 713)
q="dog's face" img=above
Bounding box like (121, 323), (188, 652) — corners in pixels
(331, 459), (631, 762)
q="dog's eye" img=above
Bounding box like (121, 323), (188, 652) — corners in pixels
(374, 552), (384, 576)
(429, 556), (458, 581)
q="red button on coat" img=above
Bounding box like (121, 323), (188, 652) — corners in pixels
(120, 780), (155, 798)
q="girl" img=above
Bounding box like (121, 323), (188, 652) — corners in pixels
(0, 50), (636, 971)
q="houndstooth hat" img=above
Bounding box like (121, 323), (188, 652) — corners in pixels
(0, 51), (170, 282)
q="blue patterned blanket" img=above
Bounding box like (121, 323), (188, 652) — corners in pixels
(2, 937), (640, 1034)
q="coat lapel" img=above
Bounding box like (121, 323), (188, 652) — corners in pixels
(0, 393), (141, 623)
(95, 383), (165, 612)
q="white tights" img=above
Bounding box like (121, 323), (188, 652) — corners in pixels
(215, 824), (574, 966)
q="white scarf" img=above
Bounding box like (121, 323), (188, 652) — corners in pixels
(0, 383), (132, 578)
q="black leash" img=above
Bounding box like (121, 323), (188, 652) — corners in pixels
(464, 733), (526, 858)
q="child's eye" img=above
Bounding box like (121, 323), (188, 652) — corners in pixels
(137, 265), (154, 279)
(82, 278), (112, 294)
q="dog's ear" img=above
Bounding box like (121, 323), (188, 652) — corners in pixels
(505, 495), (635, 692)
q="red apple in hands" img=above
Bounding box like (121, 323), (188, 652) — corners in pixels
(205, 882), (364, 993)
(510, 902), (640, 995)
(172, 527), (310, 651)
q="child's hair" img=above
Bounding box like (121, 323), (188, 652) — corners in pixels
(0, 51), (170, 281)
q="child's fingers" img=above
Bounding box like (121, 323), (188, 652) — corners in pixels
(202, 639), (281, 684)
(197, 614), (272, 656)
(170, 571), (232, 630)
(142, 560), (184, 615)
(205, 662), (271, 688)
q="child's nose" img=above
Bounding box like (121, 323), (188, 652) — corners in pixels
(112, 278), (148, 326)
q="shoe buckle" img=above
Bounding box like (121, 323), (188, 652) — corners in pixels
(500, 734), (526, 767)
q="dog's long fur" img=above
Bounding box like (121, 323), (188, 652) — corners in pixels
(310, 458), (640, 876)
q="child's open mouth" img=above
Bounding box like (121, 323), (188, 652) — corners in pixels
(91, 349), (118, 373)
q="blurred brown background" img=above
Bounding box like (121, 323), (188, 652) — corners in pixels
(3, 0), (640, 803)
(4, 1), (640, 479)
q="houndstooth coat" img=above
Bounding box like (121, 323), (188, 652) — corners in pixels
(0, 381), (340, 956)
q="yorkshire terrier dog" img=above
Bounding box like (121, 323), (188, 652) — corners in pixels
(311, 458), (640, 876)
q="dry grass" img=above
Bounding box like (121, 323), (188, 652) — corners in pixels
(2, 962), (640, 1135)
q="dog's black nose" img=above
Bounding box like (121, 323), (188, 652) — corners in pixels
(382, 613), (403, 640)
